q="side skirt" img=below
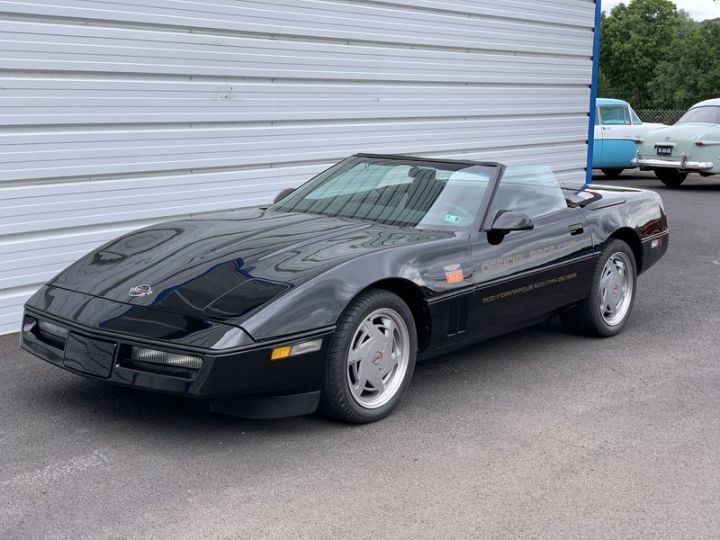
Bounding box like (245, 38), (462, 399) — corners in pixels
(417, 309), (572, 363)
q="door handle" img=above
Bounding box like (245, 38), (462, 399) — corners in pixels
(569, 224), (584, 236)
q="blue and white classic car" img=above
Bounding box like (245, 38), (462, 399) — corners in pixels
(593, 98), (664, 177)
(636, 98), (720, 187)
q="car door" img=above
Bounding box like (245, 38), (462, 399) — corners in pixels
(599, 104), (637, 167)
(469, 167), (596, 339)
(592, 108), (604, 168)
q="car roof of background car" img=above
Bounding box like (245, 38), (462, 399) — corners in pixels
(692, 98), (720, 108)
(353, 153), (503, 169)
(596, 98), (629, 106)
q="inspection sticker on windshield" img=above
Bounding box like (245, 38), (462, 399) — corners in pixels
(444, 264), (465, 284)
(444, 214), (462, 224)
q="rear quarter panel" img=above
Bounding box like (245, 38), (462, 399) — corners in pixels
(582, 185), (669, 273)
(695, 126), (720, 173)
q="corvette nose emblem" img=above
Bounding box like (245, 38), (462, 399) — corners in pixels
(128, 284), (153, 297)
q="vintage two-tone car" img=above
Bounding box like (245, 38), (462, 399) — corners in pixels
(21, 154), (669, 423)
(593, 98), (664, 177)
(636, 98), (720, 186)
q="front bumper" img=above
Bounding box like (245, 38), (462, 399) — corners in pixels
(635, 154), (714, 172)
(21, 306), (333, 418)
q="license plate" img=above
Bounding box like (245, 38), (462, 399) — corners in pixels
(63, 333), (116, 378)
(656, 145), (673, 156)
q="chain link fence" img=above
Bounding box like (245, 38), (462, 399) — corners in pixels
(636, 109), (686, 125)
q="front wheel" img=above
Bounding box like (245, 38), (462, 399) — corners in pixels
(561, 240), (637, 337)
(601, 168), (624, 178)
(654, 168), (688, 187)
(320, 289), (417, 423)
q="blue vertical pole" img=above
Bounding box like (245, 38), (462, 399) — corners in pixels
(585, 0), (603, 185)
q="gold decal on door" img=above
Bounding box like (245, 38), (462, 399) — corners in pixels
(481, 273), (578, 304)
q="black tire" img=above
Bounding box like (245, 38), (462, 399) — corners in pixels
(320, 289), (417, 423)
(560, 240), (637, 337)
(601, 168), (625, 178)
(654, 168), (688, 187)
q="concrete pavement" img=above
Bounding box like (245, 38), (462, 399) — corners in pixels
(1, 172), (719, 539)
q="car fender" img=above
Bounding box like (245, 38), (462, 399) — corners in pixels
(240, 236), (471, 341)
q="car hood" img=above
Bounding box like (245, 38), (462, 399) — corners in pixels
(51, 208), (446, 324)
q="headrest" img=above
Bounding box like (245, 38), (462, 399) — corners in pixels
(409, 167), (437, 181)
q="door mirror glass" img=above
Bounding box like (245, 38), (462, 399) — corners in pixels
(273, 188), (296, 204)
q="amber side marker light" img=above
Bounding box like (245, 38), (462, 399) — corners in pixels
(271, 339), (322, 361)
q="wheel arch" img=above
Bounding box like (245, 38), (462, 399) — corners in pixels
(607, 227), (643, 273)
(358, 278), (431, 352)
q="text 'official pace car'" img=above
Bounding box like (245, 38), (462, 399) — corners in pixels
(21, 155), (669, 423)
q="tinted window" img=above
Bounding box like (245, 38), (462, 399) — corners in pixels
(272, 157), (498, 230)
(490, 166), (568, 220)
(600, 105), (631, 125)
(677, 106), (720, 124)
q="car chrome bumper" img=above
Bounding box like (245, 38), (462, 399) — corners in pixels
(635, 154), (714, 171)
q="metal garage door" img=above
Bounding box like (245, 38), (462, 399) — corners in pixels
(0, 0), (599, 335)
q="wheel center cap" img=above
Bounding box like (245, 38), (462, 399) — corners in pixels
(373, 351), (384, 365)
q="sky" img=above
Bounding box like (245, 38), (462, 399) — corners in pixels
(602, 0), (720, 20)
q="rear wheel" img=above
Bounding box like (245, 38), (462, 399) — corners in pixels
(654, 168), (688, 187)
(601, 168), (625, 178)
(320, 289), (417, 423)
(561, 240), (637, 337)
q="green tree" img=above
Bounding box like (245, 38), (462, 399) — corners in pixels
(651, 19), (720, 109)
(599, 0), (685, 108)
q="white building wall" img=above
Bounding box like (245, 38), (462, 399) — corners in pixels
(0, 0), (598, 334)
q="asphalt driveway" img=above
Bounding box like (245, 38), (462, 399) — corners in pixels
(1, 172), (719, 539)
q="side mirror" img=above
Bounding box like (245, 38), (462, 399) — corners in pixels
(487, 211), (533, 245)
(273, 188), (295, 204)
(490, 210), (534, 233)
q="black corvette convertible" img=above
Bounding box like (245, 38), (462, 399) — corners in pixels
(21, 154), (668, 423)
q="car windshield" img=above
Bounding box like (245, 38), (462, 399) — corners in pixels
(271, 156), (499, 229)
(677, 106), (720, 125)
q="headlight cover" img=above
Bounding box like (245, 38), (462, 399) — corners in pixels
(38, 320), (69, 339)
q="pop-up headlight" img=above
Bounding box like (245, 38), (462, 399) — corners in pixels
(37, 320), (69, 346)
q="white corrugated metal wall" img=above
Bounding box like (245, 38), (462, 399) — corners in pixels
(0, 0), (598, 335)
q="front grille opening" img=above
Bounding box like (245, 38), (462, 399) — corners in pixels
(116, 345), (202, 380)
